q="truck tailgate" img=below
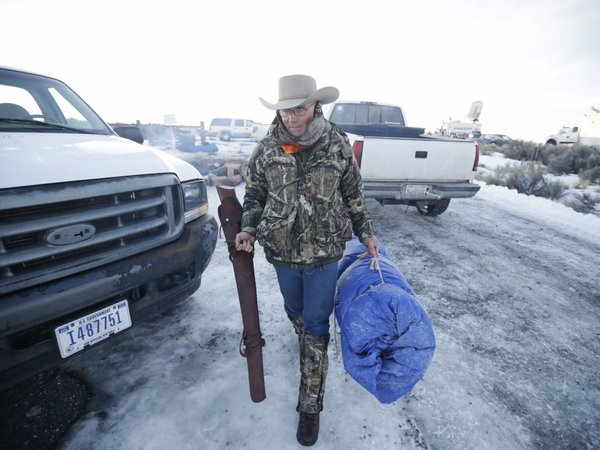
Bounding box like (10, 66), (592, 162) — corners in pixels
(359, 136), (477, 181)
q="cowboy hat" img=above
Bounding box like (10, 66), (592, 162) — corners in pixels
(259, 74), (339, 110)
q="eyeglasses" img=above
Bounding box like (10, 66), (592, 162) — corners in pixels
(278, 104), (313, 117)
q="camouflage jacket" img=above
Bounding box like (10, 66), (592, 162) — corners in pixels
(241, 120), (375, 267)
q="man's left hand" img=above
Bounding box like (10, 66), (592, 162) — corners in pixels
(361, 237), (380, 256)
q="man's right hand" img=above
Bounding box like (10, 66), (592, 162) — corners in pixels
(235, 231), (256, 253)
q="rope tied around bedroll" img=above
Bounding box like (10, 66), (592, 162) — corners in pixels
(357, 251), (385, 287)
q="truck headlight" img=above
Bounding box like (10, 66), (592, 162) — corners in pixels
(182, 180), (209, 223)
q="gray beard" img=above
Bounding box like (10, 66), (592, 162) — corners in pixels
(273, 113), (326, 149)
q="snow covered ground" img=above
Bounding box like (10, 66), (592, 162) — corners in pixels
(58, 144), (600, 450)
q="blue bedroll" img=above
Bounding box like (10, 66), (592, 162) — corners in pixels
(335, 239), (435, 403)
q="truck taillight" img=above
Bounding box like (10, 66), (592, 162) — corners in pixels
(352, 140), (364, 167)
(472, 144), (480, 171)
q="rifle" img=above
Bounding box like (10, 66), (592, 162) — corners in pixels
(216, 185), (266, 403)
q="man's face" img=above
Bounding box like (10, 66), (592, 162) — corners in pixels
(279, 103), (315, 137)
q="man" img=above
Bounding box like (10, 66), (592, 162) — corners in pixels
(235, 74), (378, 446)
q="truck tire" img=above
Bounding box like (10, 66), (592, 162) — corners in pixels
(219, 131), (231, 141)
(416, 199), (450, 216)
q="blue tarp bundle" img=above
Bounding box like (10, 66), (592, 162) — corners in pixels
(335, 237), (435, 403)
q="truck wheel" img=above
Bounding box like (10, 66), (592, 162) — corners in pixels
(219, 131), (231, 142)
(416, 199), (450, 216)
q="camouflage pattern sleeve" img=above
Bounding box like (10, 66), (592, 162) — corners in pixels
(338, 139), (376, 241)
(241, 145), (268, 236)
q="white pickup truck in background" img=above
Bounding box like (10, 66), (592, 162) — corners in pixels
(545, 108), (600, 147)
(323, 101), (480, 216)
(545, 125), (580, 146)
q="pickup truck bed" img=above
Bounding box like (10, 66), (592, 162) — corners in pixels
(325, 100), (480, 215)
(339, 128), (479, 219)
(350, 132), (479, 214)
(357, 134), (478, 182)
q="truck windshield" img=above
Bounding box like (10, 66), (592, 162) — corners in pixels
(329, 103), (405, 126)
(0, 69), (112, 135)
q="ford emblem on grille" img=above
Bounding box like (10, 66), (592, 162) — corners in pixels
(45, 224), (96, 246)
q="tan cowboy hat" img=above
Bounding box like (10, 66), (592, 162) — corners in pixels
(259, 74), (339, 110)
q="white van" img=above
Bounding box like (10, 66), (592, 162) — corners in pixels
(207, 118), (254, 141)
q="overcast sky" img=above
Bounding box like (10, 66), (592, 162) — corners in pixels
(2, 0), (599, 142)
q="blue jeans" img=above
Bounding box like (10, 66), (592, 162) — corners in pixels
(273, 262), (338, 337)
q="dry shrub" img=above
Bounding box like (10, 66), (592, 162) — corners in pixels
(478, 161), (567, 199)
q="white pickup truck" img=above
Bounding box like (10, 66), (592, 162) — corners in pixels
(0, 66), (218, 388)
(545, 109), (600, 147)
(545, 125), (580, 146)
(323, 101), (480, 216)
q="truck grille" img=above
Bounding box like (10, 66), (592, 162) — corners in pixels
(0, 174), (184, 295)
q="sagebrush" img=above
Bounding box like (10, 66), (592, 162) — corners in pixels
(480, 141), (600, 183)
(477, 141), (600, 214)
(478, 161), (566, 199)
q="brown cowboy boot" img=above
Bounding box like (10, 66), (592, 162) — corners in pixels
(296, 334), (329, 447)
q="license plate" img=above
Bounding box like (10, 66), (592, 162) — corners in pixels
(405, 185), (428, 195)
(54, 300), (132, 358)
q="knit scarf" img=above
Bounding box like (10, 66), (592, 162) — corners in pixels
(272, 112), (326, 154)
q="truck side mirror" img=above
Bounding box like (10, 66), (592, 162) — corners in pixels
(113, 125), (144, 144)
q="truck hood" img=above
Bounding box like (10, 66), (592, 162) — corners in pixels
(0, 133), (201, 189)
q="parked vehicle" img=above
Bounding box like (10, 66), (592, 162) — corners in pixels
(545, 108), (600, 147)
(545, 125), (580, 145)
(207, 118), (255, 141)
(0, 66), (218, 389)
(205, 161), (246, 187)
(478, 134), (513, 145)
(437, 101), (483, 139)
(250, 122), (272, 142)
(323, 101), (480, 216)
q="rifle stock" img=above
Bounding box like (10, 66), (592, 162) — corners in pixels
(216, 185), (266, 403)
